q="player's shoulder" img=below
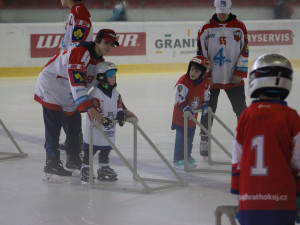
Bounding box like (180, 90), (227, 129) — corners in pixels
(69, 46), (92, 64)
(177, 74), (189, 83)
(175, 74), (189, 88)
(198, 19), (214, 32)
(285, 105), (300, 119)
(229, 18), (248, 31)
(72, 45), (90, 56)
(113, 88), (120, 96)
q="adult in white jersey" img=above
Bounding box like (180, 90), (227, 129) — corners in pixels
(34, 29), (119, 181)
(197, 0), (249, 156)
(61, 0), (93, 51)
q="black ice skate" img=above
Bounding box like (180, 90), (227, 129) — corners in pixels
(43, 159), (72, 183)
(97, 166), (118, 181)
(66, 155), (82, 176)
(80, 164), (95, 183)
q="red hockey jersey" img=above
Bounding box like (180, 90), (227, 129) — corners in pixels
(231, 100), (300, 225)
(172, 74), (210, 130)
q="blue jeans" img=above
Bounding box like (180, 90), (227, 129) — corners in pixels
(173, 128), (195, 161)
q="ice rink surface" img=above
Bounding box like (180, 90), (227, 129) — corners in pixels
(0, 69), (299, 225)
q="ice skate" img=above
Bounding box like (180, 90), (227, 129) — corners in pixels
(80, 163), (95, 183)
(200, 140), (209, 157)
(43, 159), (72, 183)
(173, 159), (196, 170)
(66, 154), (82, 176)
(97, 165), (118, 182)
(188, 156), (196, 165)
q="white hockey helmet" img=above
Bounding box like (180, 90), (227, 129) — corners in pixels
(95, 61), (117, 89)
(249, 53), (293, 100)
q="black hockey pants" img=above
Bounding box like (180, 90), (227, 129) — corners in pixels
(43, 107), (81, 160)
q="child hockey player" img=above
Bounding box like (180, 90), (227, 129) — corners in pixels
(80, 61), (134, 182)
(171, 56), (210, 169)
(231, 53), (300, 225)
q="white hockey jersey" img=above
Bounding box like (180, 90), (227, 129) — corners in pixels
(84, 87), (125, 148)
(34, 43), (104, 115)
(61, 3), (93, 51)
(197, 14), (249, 89)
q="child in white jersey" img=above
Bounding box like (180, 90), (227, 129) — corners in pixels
(80, 61), (133, 182)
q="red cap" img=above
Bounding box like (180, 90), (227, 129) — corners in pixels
(96, 29), (119, 46)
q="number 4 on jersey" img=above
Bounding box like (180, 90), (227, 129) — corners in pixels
(214, 48), (226, 67)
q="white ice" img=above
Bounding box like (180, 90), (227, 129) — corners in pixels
(0, 70), (299, 225)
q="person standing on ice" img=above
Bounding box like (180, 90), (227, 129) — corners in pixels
(80, 62), (135, 182)
(171, 56), (210, 169)
(197, 0), (249, 157)
(231, 53), (300, 225)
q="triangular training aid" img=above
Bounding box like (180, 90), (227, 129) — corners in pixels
(88, 117), (188, 193)
(0, 119), (28, 160)
(183, 108), (233, 173)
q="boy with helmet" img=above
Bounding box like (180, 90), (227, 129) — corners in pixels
(80, 61), (134, 182)
(231, 54), (300, 225)
(171, 56), (210, 169)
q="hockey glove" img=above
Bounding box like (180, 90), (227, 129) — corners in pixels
(102, 117), (112, 127)
(183, 106), (194, 115)
(117, 111), (126, 127)
(201, 103), (208, 116)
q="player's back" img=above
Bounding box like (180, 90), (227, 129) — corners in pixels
(235, 99), (300, 225)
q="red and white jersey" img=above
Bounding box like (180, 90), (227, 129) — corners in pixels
(231, 100), (300, 225)
(197, 14), (249, 90)
(172, 74), (210, 130)
(61, 3), (93, 51)
(84, 87), (125, 147)
(34, 45), (104, 115)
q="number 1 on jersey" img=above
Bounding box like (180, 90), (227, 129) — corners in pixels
(251, 135), (268, 176)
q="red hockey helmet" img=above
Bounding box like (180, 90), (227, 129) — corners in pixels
(187, 55), (210, 79)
